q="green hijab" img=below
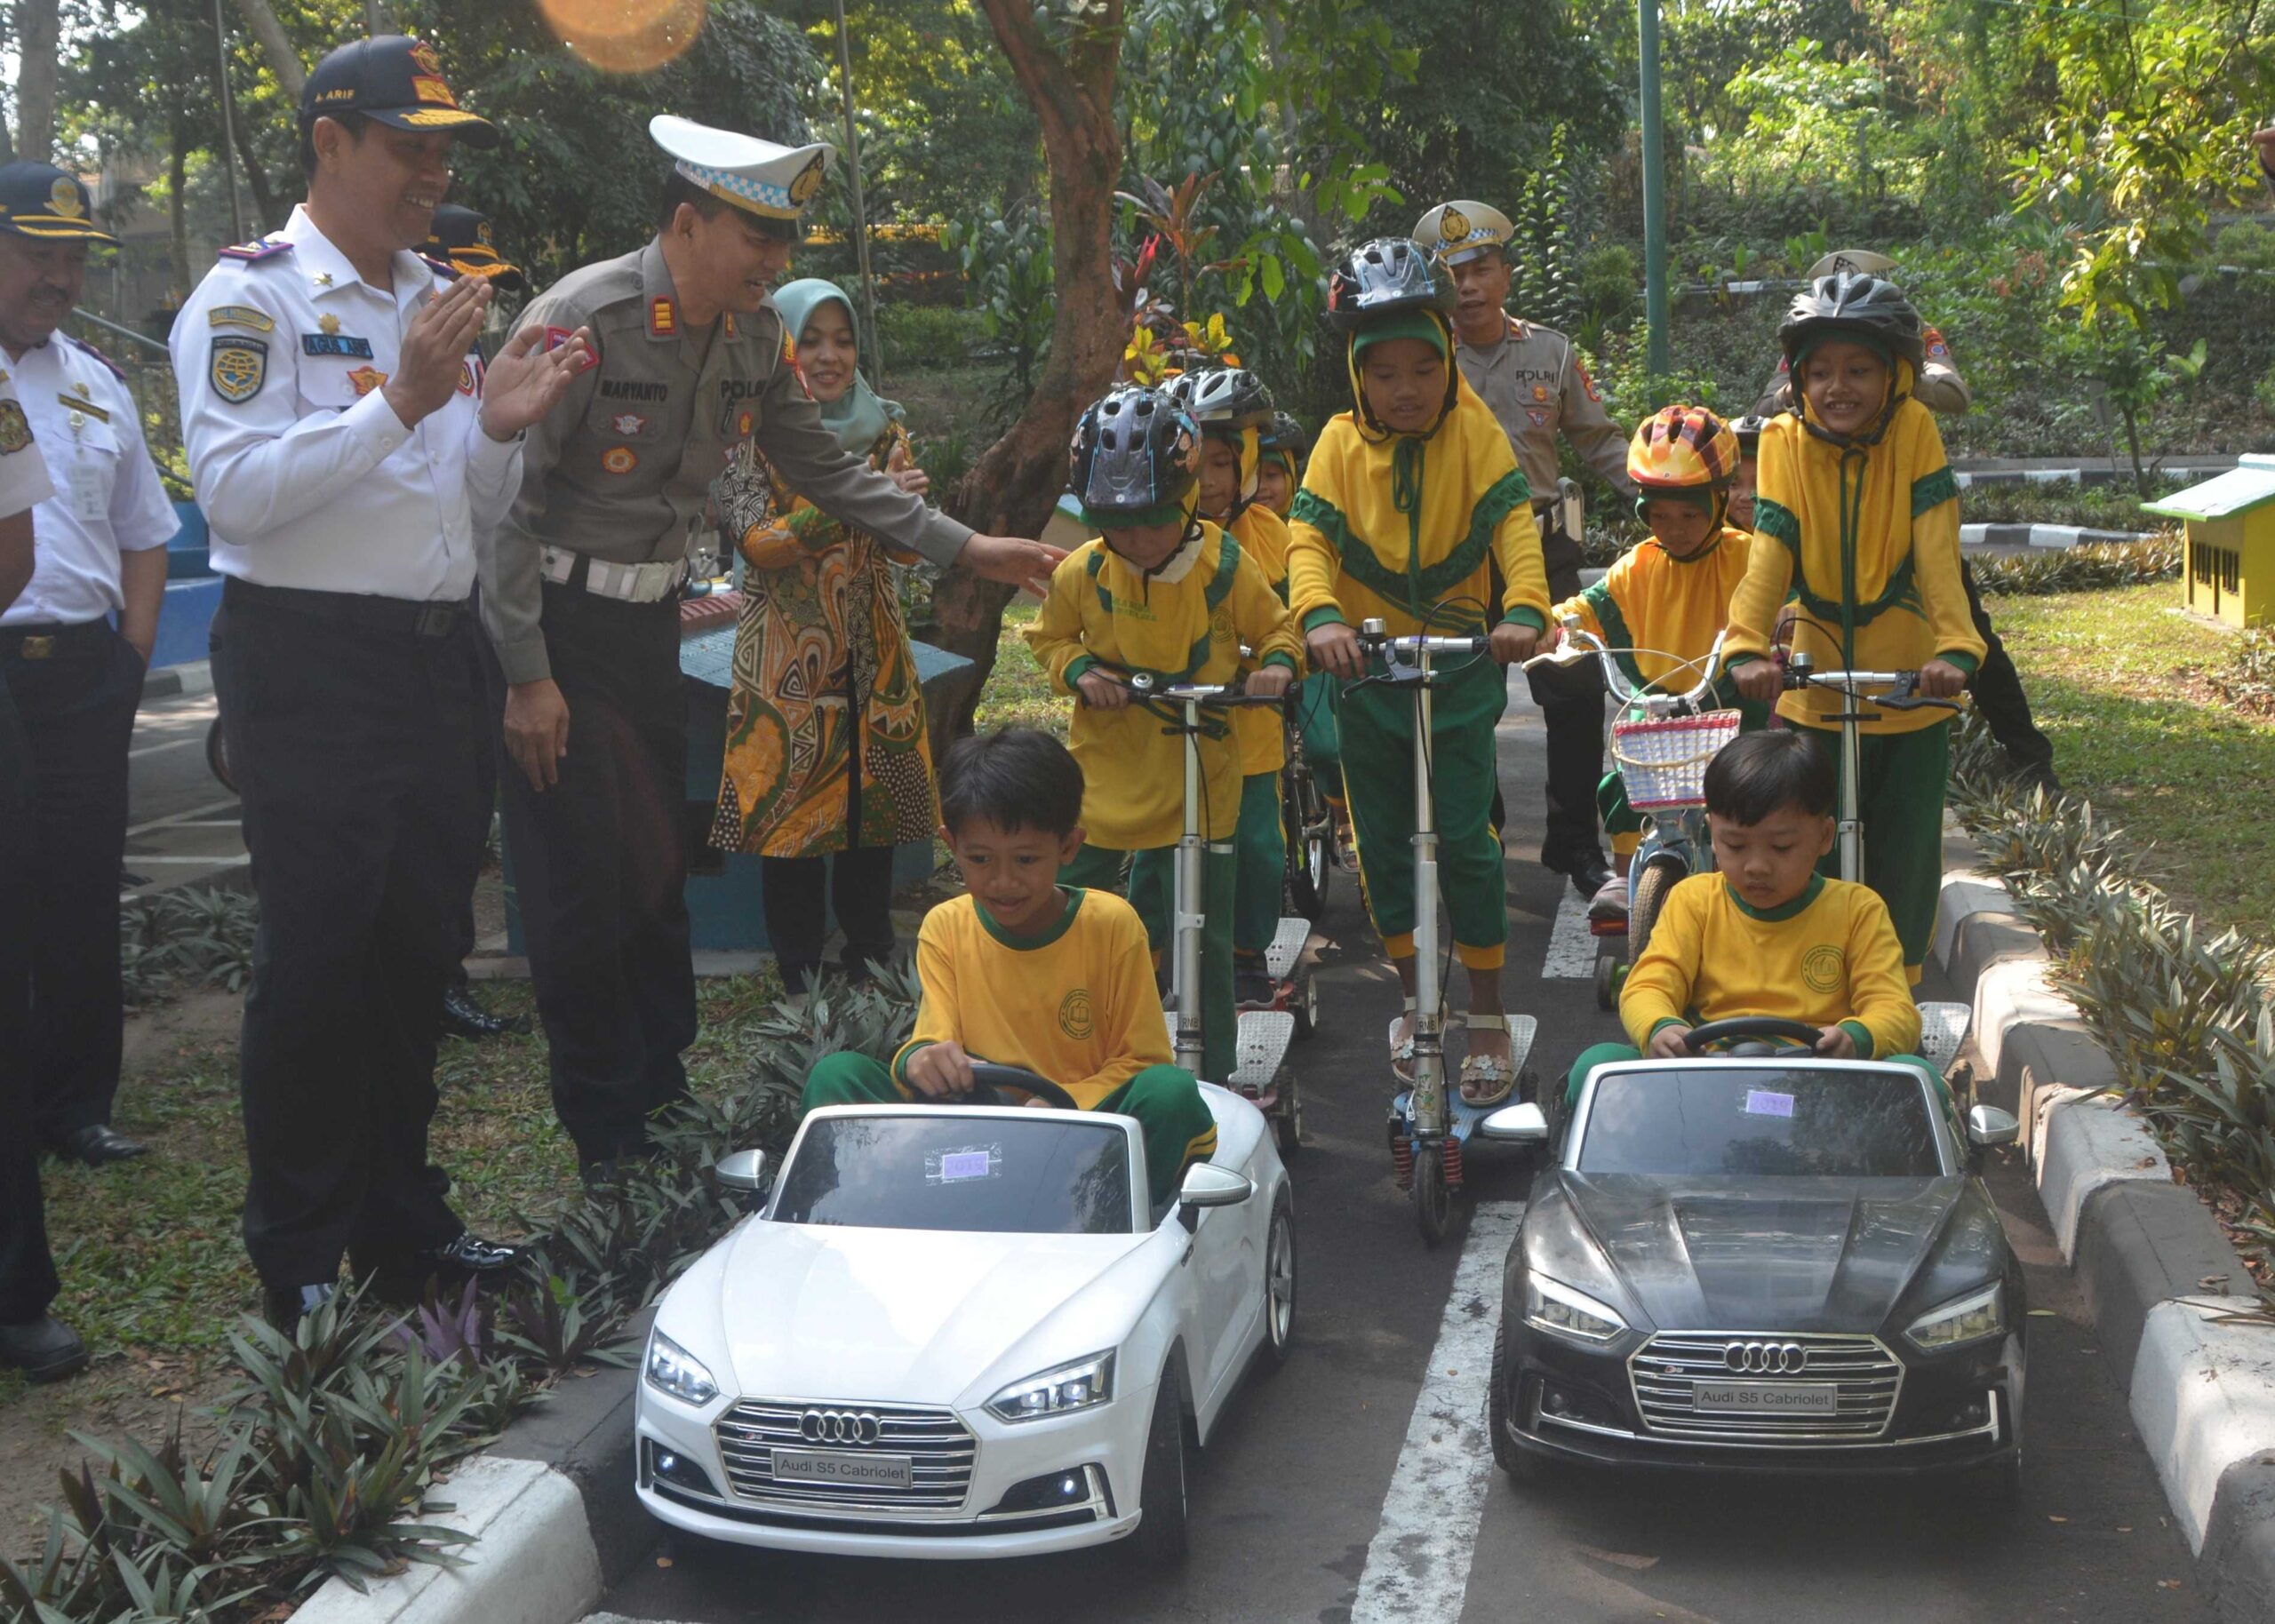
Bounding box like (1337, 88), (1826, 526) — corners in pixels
(771, 278), (903, 460)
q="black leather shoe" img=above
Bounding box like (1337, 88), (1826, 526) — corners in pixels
(54, 1125), (148, 1165)
(1547, 848), (1615, 898)
(440, 983), (531, 1040)
(420, 1232), (521, 1277)
(0, 1316), (90, 1381)
(259, 1282), (335, 1337)
(363, 1233), (521, 1306)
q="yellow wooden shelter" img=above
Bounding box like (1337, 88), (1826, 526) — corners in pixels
(2143, 455), (2275, 628)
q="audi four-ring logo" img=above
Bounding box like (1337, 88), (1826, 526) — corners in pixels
(1724, 1341), (1808, 1374)
(800, 1408), (882, 1445)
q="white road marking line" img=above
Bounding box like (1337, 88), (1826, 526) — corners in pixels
(1541, 888), (1598, 979)
(125, 796), (240, 838)
(127, 735), (209, 760)
(120, 854), (250, 866)
(1349, 1199), (1523, 1624)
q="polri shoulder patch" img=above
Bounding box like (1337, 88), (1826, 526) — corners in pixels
(210, 336), (267, 404)
(218, 237), (293, 265)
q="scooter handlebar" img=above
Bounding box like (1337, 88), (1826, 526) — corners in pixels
(1125, 672), (1290, 707)
(1781, 662), (1964, 712)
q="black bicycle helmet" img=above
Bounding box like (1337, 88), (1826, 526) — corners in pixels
(1069, 386), (1200, 522)
(1325, 236), (1455, 332)
(1776, 271), (1926, 373)
(1260, 410), (1309, 458)
(1178, 366), (1276, 431)
(1731, 413), (1770, 458)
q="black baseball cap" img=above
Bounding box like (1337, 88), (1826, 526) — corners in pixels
(420, 203), (527, 291)
(301, 35), (499, 148)
(0, 163), (118, 243)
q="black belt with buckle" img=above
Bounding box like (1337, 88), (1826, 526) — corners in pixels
(224, 578), (470, 640)
(1, 620), (110, 660)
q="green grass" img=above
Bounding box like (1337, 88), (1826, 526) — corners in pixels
(1987, 584), (2275, 943)
(971, 601), (1068, 737)
(4, 972), (786, 1412)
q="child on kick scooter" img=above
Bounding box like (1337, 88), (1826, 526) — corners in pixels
(1553, 406), (1762, 925)
(800, 728), (1218, 1207)
(1288, 238), (1550, 1108)
(1564, 731), (1931, 1107)
(1258, 410), (1350, 858)
(1173, 368), (1297, 1005)
(1726, 272), (1983, 981)
(1028, 386), (1302, 1085)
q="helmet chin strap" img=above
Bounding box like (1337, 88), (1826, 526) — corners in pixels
(1346, 314), (1459, 443)
(1800, 368), (1908, 451)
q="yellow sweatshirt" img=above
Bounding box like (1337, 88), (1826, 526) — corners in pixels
(1286, 375), (1551, 640)
(1724, 370), (1985, 734)
(1553, 526), (1754, 700)
(1026, 523), (1303, 849)
(1230, 504), (1293, 778)
(1621, 872), (1921, 1060)
(891, 888), (1172, 1109)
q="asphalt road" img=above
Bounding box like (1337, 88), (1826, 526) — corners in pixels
(587, 675), (2210, 1624)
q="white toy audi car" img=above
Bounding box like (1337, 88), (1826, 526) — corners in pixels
(633, 1070), (1296, 1561)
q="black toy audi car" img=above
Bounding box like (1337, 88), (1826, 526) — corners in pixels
(1481, 1023), (2026, 1494)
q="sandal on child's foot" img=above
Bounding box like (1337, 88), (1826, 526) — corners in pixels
(1388, 999), (1417, 1085)
(1458, 1014), (1517, 1107)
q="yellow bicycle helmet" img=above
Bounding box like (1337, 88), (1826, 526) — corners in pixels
(1627, 404), (1740, 492)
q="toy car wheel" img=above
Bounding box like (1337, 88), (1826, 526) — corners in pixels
(1629, 856), (1685, 967)
(1257, 1188), (1297, 1373)
(1487, 1320), (1519, 1475)
(1127, 1362), (1191, 1565)
(1593, 954), (1619, 1011)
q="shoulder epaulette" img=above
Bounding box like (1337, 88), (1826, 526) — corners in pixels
(218, 237), (293, 265)
(63, 333), (125, 380)
(420, 253), (460, 281)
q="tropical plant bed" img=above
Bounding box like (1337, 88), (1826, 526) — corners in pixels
(1981, 583), (2275, 944)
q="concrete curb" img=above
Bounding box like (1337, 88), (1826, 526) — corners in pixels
(291, 1312), (652, 1624)
(1930, 875), (2274, 1617)
(1958, 522), (2153, 549)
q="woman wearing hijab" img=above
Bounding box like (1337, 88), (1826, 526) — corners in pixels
(711, 280), (937, 992)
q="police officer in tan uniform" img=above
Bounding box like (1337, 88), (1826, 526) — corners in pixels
(1416, 200), (1629, 897)
(1752, 248), (2058, 791)
(482, 116), (1059, 1177)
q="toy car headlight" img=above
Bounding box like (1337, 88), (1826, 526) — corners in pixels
(644, 1328), (720, 1407)
(1523, 1274), (1626, 1345)
(986, 1351), (1116, 1423)
(1904, 1282), (2005, 1353)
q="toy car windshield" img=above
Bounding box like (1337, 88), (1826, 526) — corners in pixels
(770, 1115), (1136, 1236)
(1577, 1066), (1945, 1180)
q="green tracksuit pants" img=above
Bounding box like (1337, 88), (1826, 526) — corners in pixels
(1797, 720), (1951, 978)
(802, 1051), (1217, 1206)
(1059, 841), (1236, 1084)
(1233, 772), (1286, 959)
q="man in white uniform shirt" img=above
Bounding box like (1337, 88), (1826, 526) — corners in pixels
(0, 370), (87, 1381)
(171, 36), (592, 1331)
(0, 163), (175, 1169)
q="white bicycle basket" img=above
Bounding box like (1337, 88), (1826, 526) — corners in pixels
(1611, 710), (1744, 809)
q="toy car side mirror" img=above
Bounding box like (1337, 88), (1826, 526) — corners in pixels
(1178, 1163), (1254, 1209)
(1476, 1103), (1549, 1144)
(1965, 1105), (2020, 1149)
(713, 1149), (770, 1191)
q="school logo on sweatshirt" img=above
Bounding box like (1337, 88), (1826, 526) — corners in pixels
(1058, 987), (1095, 1041)
(1801, 943), (1845, 995)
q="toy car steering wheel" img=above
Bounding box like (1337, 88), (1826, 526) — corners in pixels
(965, 1063), (1085, 1111)
(1681, 1017), (1825, 1057)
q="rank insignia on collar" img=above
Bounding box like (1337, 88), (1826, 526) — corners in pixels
(346, 364), (387, 397)
(313, 272), (333, 288)
(58, 393), (109, 423)
(208, 304), (276, 332)
(0, 400), (29, 453)
(650, 297), (676, 338)
(611, 411), (649, 436)
(723, 312), (738, 339)
(210, 337), (267, 404)
(303, 331), (377, 359)
(602, 446), (638, 474)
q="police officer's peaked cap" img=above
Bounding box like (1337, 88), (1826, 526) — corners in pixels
(1806, 248), (1897, 281)
(421, 203), (526, 292)
(651, 115), (834, 242)
(301, 36), (499, 148)
(1412, 200), (1513, 267)
(0, 163), (117, 244)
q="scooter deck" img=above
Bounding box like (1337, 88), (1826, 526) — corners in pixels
(1263, 916), (1312, 983)
(1918, 999), (1972, 1078)
(1161, 1008), (1297, 1099)
(1389, 1014), (1539, 1138)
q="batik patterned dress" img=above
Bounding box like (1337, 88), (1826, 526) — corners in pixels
(710, 422), (938, 857)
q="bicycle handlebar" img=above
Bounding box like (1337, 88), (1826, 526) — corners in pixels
(1529, 622), (1730, 712)
(1781, 660), (1964, 713)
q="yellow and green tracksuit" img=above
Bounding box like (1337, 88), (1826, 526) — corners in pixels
(1228, 504), (1293, 964)
(1026, 525), (1302, 1079)
(802, 889), (1216, 1206)
(1723, 373), (1987, 976)
(1553, 526), (1764, 857)
(1569, 870), (1932, 1104)
(1286, 376), (1549, 968)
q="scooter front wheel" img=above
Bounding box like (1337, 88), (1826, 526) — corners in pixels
(1412, 1139), (1454, 1246)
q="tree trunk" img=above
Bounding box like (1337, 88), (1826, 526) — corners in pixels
(927, 0), (1127, 760)
(14, 0), (61, 163)
(168, 122), (191, 301)
(230, 0), (306, 101)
